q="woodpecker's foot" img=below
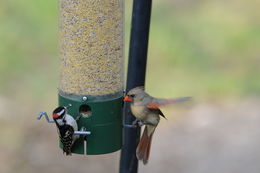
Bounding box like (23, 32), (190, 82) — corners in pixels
(80, 127), (86, 131)
(75, 115), (82, 122)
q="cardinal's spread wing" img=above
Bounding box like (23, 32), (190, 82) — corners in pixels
(146, 103), (166, 119)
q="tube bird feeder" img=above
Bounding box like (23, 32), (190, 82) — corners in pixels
(58, 0), (124, 155)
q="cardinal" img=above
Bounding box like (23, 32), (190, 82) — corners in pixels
(124, 86), (190, 164)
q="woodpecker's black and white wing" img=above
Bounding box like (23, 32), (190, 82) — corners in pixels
(59, 125), (75, 155)
(64, 114), (79, 143)
(55, 114), (79, 155)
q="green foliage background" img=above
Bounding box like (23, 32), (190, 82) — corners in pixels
(0, 1), (260, 172)
(1, 0), (260, 101)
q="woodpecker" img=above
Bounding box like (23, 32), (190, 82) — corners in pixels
(52, 105), (79, 155)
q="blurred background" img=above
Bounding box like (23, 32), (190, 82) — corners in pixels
(1, 0), (260, 172)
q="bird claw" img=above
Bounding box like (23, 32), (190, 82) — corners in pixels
(132, 119), (144, 127)
(75, 115), (82, 122)
(124, 119), (144, 128)
(137, 121), (144, 127)
(131, 119), (138, 127)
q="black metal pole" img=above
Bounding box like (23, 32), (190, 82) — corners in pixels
(119, 0), (152, 173)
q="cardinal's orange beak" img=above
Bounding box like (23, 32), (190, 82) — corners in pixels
(124, 96), (133, 102)
(53, 113), (59, 119)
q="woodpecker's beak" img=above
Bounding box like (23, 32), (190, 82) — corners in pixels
(53, 113), (59, 119)
(124, 96), (133, 102)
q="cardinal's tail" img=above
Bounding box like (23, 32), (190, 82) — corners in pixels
(136, 126), (154, 164)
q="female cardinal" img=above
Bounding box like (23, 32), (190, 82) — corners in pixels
(124, 86), (190, 164)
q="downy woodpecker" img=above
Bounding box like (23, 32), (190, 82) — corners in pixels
(52, 105), (79, 155)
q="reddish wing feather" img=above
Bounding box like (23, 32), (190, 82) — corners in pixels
(146, 103), (159, 110)
(147, 97), (191, 109)
(146, 103), (166, 119)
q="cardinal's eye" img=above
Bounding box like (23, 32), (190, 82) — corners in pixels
(130, 94), (135, 98)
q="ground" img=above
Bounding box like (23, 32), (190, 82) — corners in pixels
(1, 97), (260, 173)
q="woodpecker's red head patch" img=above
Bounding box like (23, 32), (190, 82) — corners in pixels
(52, 106), (66, 119)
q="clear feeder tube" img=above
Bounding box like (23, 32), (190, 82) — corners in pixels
(59, 0), (124, 96)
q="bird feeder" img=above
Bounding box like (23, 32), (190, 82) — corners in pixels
(58, 0), (124, 155)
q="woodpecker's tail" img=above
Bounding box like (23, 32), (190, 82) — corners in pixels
(136, 126), (154, 164)
(60, 137), (73, 156)
(64, 150), (72, 155)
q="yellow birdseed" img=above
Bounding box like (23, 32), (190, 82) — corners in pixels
(59, 0), (124, 96)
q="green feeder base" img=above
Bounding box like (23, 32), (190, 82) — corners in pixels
(58, 91), (123, 155)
